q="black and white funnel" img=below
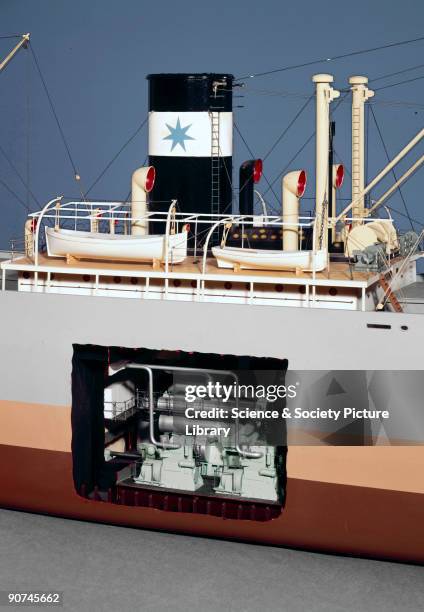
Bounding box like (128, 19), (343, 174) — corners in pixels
(147, 73), (234, 225)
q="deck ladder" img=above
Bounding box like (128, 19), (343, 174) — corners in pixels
(378, 273), (403, 313)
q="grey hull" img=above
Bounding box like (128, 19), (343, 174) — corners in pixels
(0, 290), (422, 407)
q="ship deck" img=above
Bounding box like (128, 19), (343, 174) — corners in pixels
(1, 253), (380, 290)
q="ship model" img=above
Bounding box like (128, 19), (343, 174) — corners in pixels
(1, 34), (424, 563)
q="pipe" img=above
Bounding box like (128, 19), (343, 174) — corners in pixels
(24, 219), (34, 258)
(368, 154), (424, 215)
(335, 127), (424, 223)
(239, 159), (263, 215)
(312, 75), (340, 250)
(330, 164), (344, 242)
(33, 197), (63, 267)
(90, 208), (100, 233)
(131, 166), (155, 235)
(349, 76), (374, 224)
(254, 189), (269, 223)
(282, 170), (307, 251)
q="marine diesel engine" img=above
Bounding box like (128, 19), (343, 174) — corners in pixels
(104, 366), (286, 505)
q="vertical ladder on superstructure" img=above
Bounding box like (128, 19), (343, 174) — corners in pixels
(210, 111), (220, 217)
(210, 81), (226, 242)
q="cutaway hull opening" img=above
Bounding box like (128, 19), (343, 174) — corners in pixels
(71, 345), (288, 521)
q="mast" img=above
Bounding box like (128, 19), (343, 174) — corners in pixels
(0, 33), (30, 73)
(328, 121), (335, 244)
(312, 74), (340, 249)
(348, 76), (374, 225)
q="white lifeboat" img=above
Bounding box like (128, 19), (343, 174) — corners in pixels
(45, 226), (188, 264)
(212, 245), (327, 273)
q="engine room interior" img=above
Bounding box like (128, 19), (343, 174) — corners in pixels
(72, 345), (288, 521)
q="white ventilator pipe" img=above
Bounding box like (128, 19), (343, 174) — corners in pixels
(131, 166), (156, 235)
(335, 127), (424, 224)
(282, 170), (307, 251)
(349, 76), (374, 225)
(312, 74), (340, 248)
(367, 153), (424, 215)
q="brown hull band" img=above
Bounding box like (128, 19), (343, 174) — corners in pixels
(1, 444), (423, 563)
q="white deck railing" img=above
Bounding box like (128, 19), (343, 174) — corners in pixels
(1, 197), (412, 313)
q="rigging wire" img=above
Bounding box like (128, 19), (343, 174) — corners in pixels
(235, 85), (424, 112)
(85, 116), (149, 196)
(262, 133), (315, 200)
(384, 204), (424, 228)
(262, 94), (314, 162)
(217, 148), (236, 215)
(333, 149), (351, 178)
(83, 155), (149, 204)
(369, 62), (424, 84)
(374, 74), (424, 91)
(0, 143), (40, 208)
(235, 35), (424, 80)
(233, 93), (315, 207)
(0, 178), (31, 212)
(29, 42), (85, 197)
(261, 92), (349, 200)
(233, 95), (314, 214)
(233, 122), (281, 211)
(369, 106), (415, 231)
